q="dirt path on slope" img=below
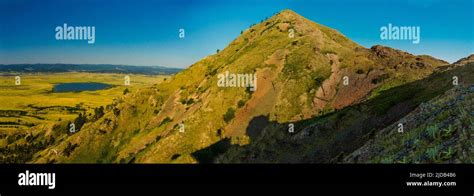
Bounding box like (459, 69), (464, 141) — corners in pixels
(225, 49), (289, 137)
(312, 54), (342, 112)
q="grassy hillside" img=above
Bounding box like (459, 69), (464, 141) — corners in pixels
(28, 9), (449, 163)
(0, 73), (168, 163)
(217, 63), (473, 163)
(345, 79), (474, 163)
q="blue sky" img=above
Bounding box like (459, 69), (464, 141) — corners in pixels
(0, 0), (472, 67)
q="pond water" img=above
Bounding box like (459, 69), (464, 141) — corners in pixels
(53, 82), (113, 92)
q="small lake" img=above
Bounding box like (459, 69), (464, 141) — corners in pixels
(53, 82), (113, 92)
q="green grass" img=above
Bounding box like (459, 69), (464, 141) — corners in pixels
(217, 64), (473, 163)
(0, 72), (167, 128)
(0, 72), (168, 163)
(12, 9), (457, 164)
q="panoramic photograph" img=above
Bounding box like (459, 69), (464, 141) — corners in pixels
(0, 0), (472, 193)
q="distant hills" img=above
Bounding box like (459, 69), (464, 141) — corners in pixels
(0, 64), (182, 75)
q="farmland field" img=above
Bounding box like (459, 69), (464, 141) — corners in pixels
(0, 72), (168, 132)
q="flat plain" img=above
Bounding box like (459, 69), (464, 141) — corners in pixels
(0, 72), (168, 132)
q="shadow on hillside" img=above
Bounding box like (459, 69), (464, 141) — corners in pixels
(193, 64), (473, 163)
(191, 138), (233, 163)
(190, 116), (274, 163)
